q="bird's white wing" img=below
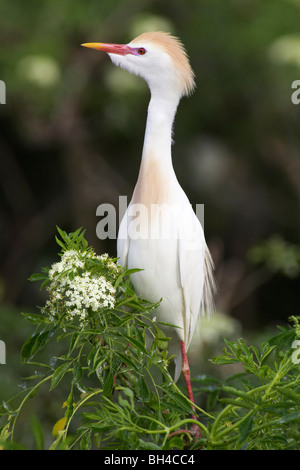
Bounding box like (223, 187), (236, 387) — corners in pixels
(178, 209), (215, 348)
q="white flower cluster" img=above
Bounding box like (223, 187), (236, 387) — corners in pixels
(43, 249), (118, 326)
(48, 249), (85, 278)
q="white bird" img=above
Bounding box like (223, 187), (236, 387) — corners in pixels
(82, 32), (215, 423)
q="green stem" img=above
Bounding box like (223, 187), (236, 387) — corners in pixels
(168, 418), (208, 436)
(172, 382), (215, 420)
(50, 388), (103, 450)
(210, 379), (283, 442)
(10, 374), (54, 441)
(211, 415), (285, 448)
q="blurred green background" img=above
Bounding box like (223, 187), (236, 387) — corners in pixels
(0, 0), (300, 445)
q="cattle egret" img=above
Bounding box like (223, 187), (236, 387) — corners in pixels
(82, 32), (215, 433)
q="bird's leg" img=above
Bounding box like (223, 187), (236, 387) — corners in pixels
(180, 340), (202, 439)
(180, 340), (197, 420)
(168, 342), (202, 443)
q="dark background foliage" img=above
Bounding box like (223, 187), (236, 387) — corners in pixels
(0, 0), (300, 419)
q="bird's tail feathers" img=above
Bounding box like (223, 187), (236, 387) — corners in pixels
(200, 247), (217, 317)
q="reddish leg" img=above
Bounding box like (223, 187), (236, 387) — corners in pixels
(169, 341), (202, 441)
(180, 340), (197, 421)
(180, 340), (202, 439)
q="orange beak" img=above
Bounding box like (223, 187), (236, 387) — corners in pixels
(81, 42), (132, 56)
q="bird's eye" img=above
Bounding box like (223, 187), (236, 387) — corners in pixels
(138, 47), (146, 55)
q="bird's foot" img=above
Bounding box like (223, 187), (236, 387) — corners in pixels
(189, 423), (202, 440)
(168, 422), (202, 443)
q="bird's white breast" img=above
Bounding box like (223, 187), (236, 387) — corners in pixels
(117, 197), (206, 348)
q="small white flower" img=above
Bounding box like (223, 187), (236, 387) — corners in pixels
(44, 247), (118, 324)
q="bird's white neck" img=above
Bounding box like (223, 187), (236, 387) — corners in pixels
(142, 94), (179, 166)
(131, 93), (181, 206)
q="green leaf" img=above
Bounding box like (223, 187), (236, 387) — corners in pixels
(1, 401), (13, 414)
(88, 346), (108, 377)
(80, 430), (92, 450)
(55, 235), (66, 251)
(279, 411), (300, 424)
(68, 332), (81, 355)
(50, 362), (71, 391)
(73, 361), (83, 383)
(88, 423), (112, 432)
(276, 386), (300, 403)
(211, 356), (241, 365)
(118, 395), (131, 409)
(123, 387), (134, 408)
(40, 278), (51, 290)
(165, 435), (186, 450)
(56, 226), (70, 245)
(222, 386), (257, 403)
(159, 400), (192, 414)
(115, 352), (141, 373)
(238, 414), (253, 444)
(138, 439), (161, 450)
(82, 412), (102, 421)
(65, 387), (74, 422)
(28, 273), (48, 282)
(114, 267), (143, 289)
(81, 236), (88, 251)
(154, 325), (171, 351)
(21, 329), (55, 363)
(219, 398), (253, 409)
(102, 370), (114, 398)
(123, 334), (148, 356)
(156, 320), (181, 328)
(136, 377), (150, 401)
(163, 390), (194, 414)
(260, 344), (276, 365)
(74, 380), (88, 394)
(21, 313), (50, 325)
